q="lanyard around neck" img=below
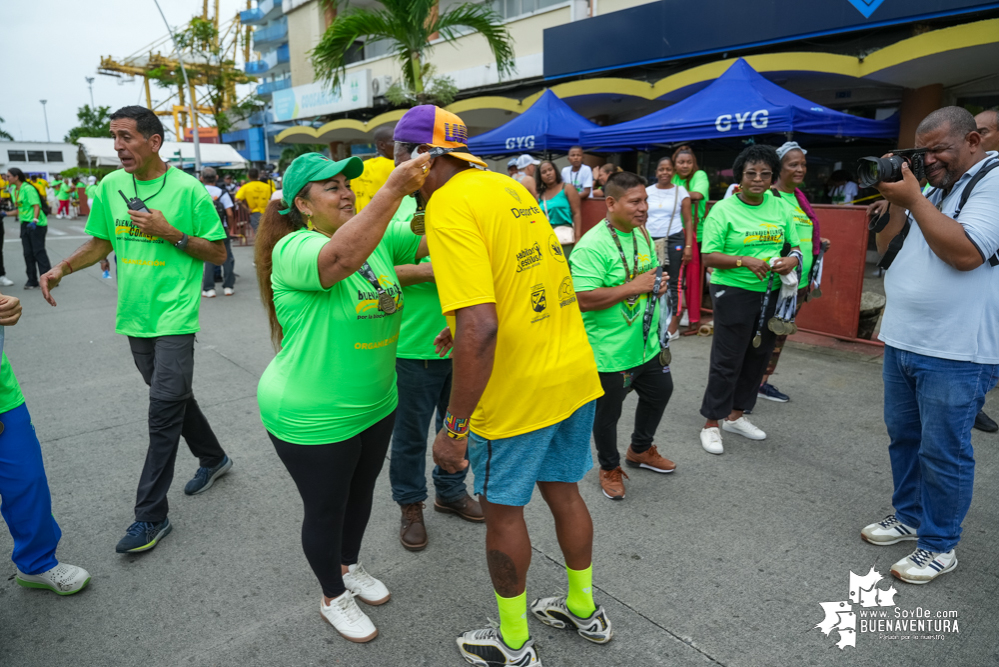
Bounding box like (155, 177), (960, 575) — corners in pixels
(604, 219), (648, 282)
(133, 167), (170, 206)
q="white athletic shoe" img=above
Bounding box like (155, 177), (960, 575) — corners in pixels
(202, 289), (216, 298)
(700, 427), (723, 455)
(343, 562), (390, 605)
(0, 276), (14, 286)
(320, 591), (377, 642)
(679, 310), (689, 327)
(223, 287), (234, 296)
(861, 514), (919, 545)
(891, 548), (956, 585)
(722, 416), (766, 440)
(456, 627), (540, 666)
(530, 595), (613, 643)
(16, 562), (91, 595)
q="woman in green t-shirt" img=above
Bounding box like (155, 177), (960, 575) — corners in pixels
(535, 160), (581, 259)
(255, 151), (430, 644)
(6, 168), (51, 289)
(672, 145), (710, 331)
(697, 145), (801, 456)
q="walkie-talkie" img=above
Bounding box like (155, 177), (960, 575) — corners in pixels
(118, 190), (150, 214)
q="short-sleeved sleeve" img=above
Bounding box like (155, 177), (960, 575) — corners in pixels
(272, 232), (330, 292)
(700, 205), (727, 255)
(425, 195), (496, 315)
(676, 185), (690, 201)
(783, 202), (801, 248)
(581, 166), (594, 189)
(218, 191), (234, 210)
(84, 184), (111, 239)
(235, 184), (247, 201)
(192, 190), (227, 241)
(568, 242), (611, 292)
(689, 171), (710, 199)
(958, 169), (999, 261)
(383, 219), (422, 266)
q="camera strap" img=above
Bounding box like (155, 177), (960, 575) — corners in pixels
(877, 158), (999, 271)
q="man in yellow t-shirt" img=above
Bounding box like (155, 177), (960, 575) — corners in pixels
(351, 125), (395, 213)
(234, 168), (271, 231)
(396, 106), (610, 666)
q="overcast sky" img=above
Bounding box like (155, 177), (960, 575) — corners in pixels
(2, 0), (249, 144)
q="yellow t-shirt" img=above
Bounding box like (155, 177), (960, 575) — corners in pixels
(235, 181), (272, 214)
(352, 156), (394, 213)
(33, 179), (48, 197)
(425, 169), (603, 440)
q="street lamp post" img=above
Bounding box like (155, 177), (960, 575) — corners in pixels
(40, 100), (50, 142)
(85, 77), (95, 109)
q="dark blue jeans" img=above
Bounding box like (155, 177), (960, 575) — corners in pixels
(389, 358), (468, 505)
(883, 345), (999, 553)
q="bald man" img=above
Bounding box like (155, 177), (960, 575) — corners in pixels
(975, 109), (999, 153)
(352, 125), (396, 212)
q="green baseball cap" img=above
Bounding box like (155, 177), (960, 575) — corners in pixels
(278, 153), (365, 214)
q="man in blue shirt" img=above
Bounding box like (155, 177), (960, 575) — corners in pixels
(861, 106), (999, 585)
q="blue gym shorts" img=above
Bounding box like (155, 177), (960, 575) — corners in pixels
(468, 400), (595, 507)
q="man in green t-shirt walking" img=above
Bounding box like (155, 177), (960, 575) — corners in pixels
(570, 171), (677, 502)
(4, 168), (51, 289)
(39, 106), (233, 555)
(388, 142), (482, 552)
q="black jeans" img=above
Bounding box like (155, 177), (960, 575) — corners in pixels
(20, 224), (51, 286)
(593, 356), (674, 470)
(270, 412), (395, 598)
(128, 335), (226, 522)
(202, 238), (235, 290)
(700, 285), (779, 420)
(0, 218), (6, 277)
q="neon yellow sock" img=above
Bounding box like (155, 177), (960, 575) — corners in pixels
(494, 591), (529, 650)
(566, 564), (596, 618)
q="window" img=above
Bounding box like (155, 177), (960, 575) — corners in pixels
(364, 37), (392, 61)
(487, 0), (563, 20)
(46, 151), (63, 162)
(345, 40), (365, 65)
(8, 150), (26, 161)
(27, 151), (45, 162)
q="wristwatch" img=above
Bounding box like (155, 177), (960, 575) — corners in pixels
(736, 257), (743, 267)
(174, 233), (190, 250)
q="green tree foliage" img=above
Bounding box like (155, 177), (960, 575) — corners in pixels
(64, 105), (112, 144)
(279, 143), (329, 172)
(312, 0), (514, 107)
(0, 115), (15, 141)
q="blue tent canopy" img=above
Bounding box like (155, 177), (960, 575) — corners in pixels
(579, 59), (898, 151)
(467, 89), (600, 156)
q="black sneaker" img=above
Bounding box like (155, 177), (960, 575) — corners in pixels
(184, 455), (233, 495)
(974, 410), (998, 433)
(758, 382), (790, 402)
(456, 628), (540, 666)
(530, 596), (613, 644)
(116, 519), (172, 554)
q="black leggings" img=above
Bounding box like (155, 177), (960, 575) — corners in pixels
(269, 412), (395, 598)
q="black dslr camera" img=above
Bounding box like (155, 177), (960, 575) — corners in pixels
(857, 148), (927, 188)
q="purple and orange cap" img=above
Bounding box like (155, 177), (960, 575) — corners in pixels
(394, 106), (487, 169)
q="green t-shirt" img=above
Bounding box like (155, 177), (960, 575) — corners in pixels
(674, 170), (709, 240)
(701, 194), (801, 293)
(569, 221), (661, 372)
(84, 167), (226, 337)
(392, 197), (447, 360)
(772, 190), (813, 279)
(15, 183), (47, 226)
(0, 353), (26, 415)
(85, 183), (99, 200)
(258, 226), (421, 444)
(57, 182), (72, 201)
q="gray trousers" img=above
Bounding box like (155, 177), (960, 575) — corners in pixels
(128, 335), (226, 522)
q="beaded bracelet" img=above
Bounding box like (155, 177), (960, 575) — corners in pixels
(444, 411), (470, 438)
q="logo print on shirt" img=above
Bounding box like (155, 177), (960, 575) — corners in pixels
(743, 224), (783, 246)
(548, 234), (566, 263)
(505, 187), (522, 203)
(558, 276), (577, 308)
(515, 243), (544, 273)
(531, 284), (547, 312)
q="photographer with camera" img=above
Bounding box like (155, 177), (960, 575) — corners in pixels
(860, 106), (999, 585)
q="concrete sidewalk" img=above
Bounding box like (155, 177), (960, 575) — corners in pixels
(0, 219), (996, 667)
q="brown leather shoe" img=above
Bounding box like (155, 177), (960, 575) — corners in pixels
(399, 502), (428, 551)
(433, 494), (484, 522)
(625, 444), (676, 474)
(599, 467), (628, 500)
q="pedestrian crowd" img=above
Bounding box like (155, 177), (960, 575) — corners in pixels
(0, 102), (997, 667)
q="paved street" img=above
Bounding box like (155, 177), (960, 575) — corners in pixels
(1, 217), (997, 667)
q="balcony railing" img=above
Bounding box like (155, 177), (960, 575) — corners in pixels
(252, 17), (288, 49)
(240, 0), (278, 26)
(257, 77), (292, 97)
(245, 43), (290, 76)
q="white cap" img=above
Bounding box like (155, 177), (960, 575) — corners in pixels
(87, 175), (97, 184)
(776, 141), (807, 160)
(515, 154), (541, 170)
(507, 157), (518, 167)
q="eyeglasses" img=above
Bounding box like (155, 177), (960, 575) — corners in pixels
(744, 171), (773, 181)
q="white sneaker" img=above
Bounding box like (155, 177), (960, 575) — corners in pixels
(343, 562), (390, 605)
(700, 427), (723, 454)
(56, 213), (63, 219)
(320, 591), (377, 642)
(891, 548), (956, 585)
(861, 514), (919, 545)
(668, 330), (680, 341)
(202, 289), (216, 298)
(0, 276), (14, 286)
(722, 416), (766, 440)
(16, 562), (91, 595)
(680, 310), (689, 327)
(223, 287), (234, 296)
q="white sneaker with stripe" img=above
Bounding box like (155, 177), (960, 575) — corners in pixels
(891, 548), (956, 585)
(860, 514), (918, 545)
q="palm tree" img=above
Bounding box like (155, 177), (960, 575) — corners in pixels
(312, 0), (514, 101)
(0, 115), (13, 141)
